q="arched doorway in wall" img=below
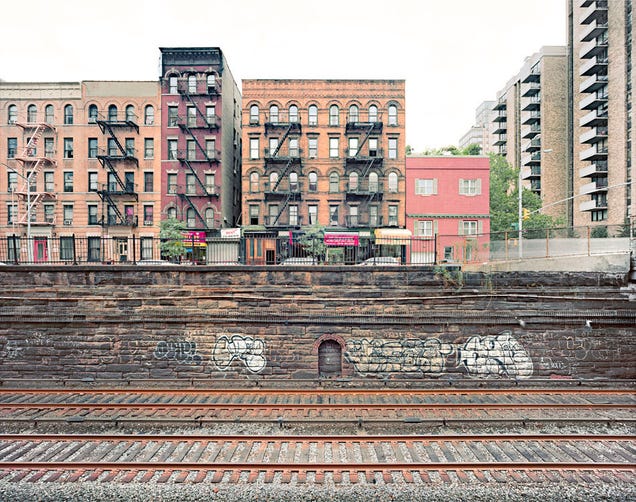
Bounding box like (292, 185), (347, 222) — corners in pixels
(318, 340), (342, 378)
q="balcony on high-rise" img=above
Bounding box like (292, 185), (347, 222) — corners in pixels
(580, 0), (608, 25)
(579, 74), (608, 93)
(579, 90), (608, 110)
(579, 144), (608, 161)
(579, 37), (608, 59)
(579, 107), (608, 127)
(580, 55), (608, 76)
(579, 126), (608, 144)
(579, 160), (608, 178)
(579, 177), (608, 195)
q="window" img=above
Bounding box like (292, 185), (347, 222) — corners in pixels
(7, 204), (17, 224)
(63, 138), (74, 159)
(329, 137), (339, 158)
(205, 208), (214, 228)
(44, 137), (54, 157)
(144, 205), (154, 226)
(59, 237), (74, 261)
(459, 178), (481, 196)
(206, 74), (216, 92)
(289, 205), (298, 226)
(591, 209), (607, 221)
(8, 105), (17, 124)
(289, 172), (298, 192)
(289, 105), (299, 123)
(349, 172), (359, 191)
(269, 171), (279, 189)
(308, 171), (318, 192)
(105, 138), (116, 156)
(188, 75), (197, 93)
(368, 138), (378, 157)
(88, 138), (98, 158)
(329, 105), (339, 126)
(249, 104), (259, 124)
(7, 172), (17, 192)
(206, 106), (216, 126)
(369, 172), (379, 193)
(88, 205), (99, 225)
(460, 220), (478, 235)
(329, 205), (339, 226)
(187, 140), (196, 160)
(44, 105), (54, 124)
(268, 204), (279, 225)
(388, 205), (398, 226)
(249, 204), (259, 225)
(308, 137), (318, 158)
(269, 137), (279, 156)
(168, 76), (178, 94)
(64, 105), (73, 124)
(144, 172), (153, 192)
(388, 172), (398, 193)
(107, 173), (118, 192)
(167, 139), (178, 160)
(63, 204), (73, 225)
(88, 172), (98, 192)
(205, 173), (215, 194)
(186, 209), (196, 228)
(308, 105), (318, 126)
(28, 173), (36, 194)
(368, 105), (378, 123)
(144, 105), (154, 125)
(125, 105), (135, 122)
(144, 138), (154, 159)
(249, 138), (259, 159)
(140, 237), (153, 260)
(206, 139), (216, 160)
(44, 172), (54, 192)
(125, 138), (135, 157)
(329, 172), (339, 192)
(388, 138), (398, 159)
(186, 174), (196, 194)
(108, 105), (118, 122)
(44, 204), (54, 223)
(388, 104), (398, 126)
(289, 138), (299, 157)
(348, 137), (358, 157)
(348, 205), (358, 226)
(27, 104), (37, 123)
(308, 205), (318, 225)
(88, 237), (101, 262)
(369, 206), (379, 227)
(124, 172), (134, 192)
(269, 105), (279, 124)
(249, 172), (259, 192)
(124, 205), (135, 225)
(168, 106), (178, 127)
(415, 220), (433, 237)
(349, 105), (359, 123)
(87, 104), (98, 123)
(415, 178), (437, 195)
(167, 174), (177, 194)
(187, 106), (196, 127)
(7, 138), (17, 158)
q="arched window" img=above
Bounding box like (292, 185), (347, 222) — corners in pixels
(88, 104), (98, 123)
(144, 105), (154, 125)
(289, 172), (298, 192)
(168, 76), (178, 94)
(205, 208), (214, 228)
(308, 105), (318, 126)
(329, 172), (339, 192)
(329, 105), (339, 126)
(27, 104), (37, 123)
(318, 340), (342, 377)
(188, 75), (197, 93)
(388, 104), (398, 126)
(348, 104), (359, 123)
(108, 104), (118, 122)
(206, 74), (216, 92)
(249, 172), (259, 193)
(8, 104), (17, 124)
(249, 104), (259, 124)
(64, 104), (74, 125)
(186, 208), (196, 228)
(269, 105), (279, 124)
(349, 172), (359, 191)
(45, 105), (54, 124)
(308, 172), (318, 192)
(269, 171), (279, 189)
(125, 105), (135, 122)
(167, 207), (177, 219)
(388, 172), (398, 193)
(368, 105), (378, 123)
(369, 172), (379, 193)
(289, 104), (299, 123)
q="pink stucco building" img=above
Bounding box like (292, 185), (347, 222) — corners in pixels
(405, 156), (490, 264)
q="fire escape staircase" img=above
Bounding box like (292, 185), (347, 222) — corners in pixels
(177, 192), (209, 229)
(271, 192), (297, 226)
(180, 158), (213, 197)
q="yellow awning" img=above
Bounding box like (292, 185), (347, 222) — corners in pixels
(374, 228), (412, 245)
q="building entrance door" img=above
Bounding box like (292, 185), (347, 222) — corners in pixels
(318, 340), (342, 378)
(33, 238), (48, 263)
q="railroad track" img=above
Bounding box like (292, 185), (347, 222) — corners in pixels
(0, 433), (633, 485)
(0, 388), (633, 425)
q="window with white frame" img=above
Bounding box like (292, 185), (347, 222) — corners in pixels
(348, 137), (358, 157)
(329, 137), (339, 158)
(308, 171), (318, 191)
(368, 105), (378, 123)
(63, 138), (73, 158)
(348, 205), (358, 226)
(88, 172), (98, 192)
(27, 104), (37, 123)
(289, 205), (298, 226)
(329, 172), (339, 192)
(388, 172), (398, 193)
(205, 208), (214, 228)
(44, 172), (54, 192)
(308, 137), (318, 158)
(206, 106), (216, 126)
(186, 139), (196, 160)
(249, 204), (259, 225)
(44, 204), (54, 223)
(269, 137), (278, 156)
(144, 138), (154, 159)
(269, 105), (279, 124)
(308, 105), (318, 125)
(368, 172), (379, 193)
(415, 220), (433, 237)
(187, 106), (197, 127)
(64, 105), (73, 124)
(8, 105), (17, 124)
(7, 137), (17, 158)
(167, 173), (177, 194)
(388, 205), (398, 226)
(144, 105), (154, 125)
(289, 105), (299, 123)
(289, 138), (299, 157)
(205, 173), (215, 194)
(169, 76), (178, 94)
(460, 220), (479, 235)
(388, 138), (398, 159)
(329, 205), (339, 225)
(415, 178), (437, 195)
(308, 204), (317, 225)
(249, 104), (259, 124)
(168, 106), (178, 127)
(369, 206), (378, 227)
(250, 172), (259, 192)
(188, 75), (197, 93)
(329, 105), (339, 126)
(459, 178), (481, 196)
(125, 105), (135, 122)
(186, 174), (196, 194)
(186, 208), (196, 228)
(206, 139), (216, 160)
(249, 138), (259, 159)
(45, 105), (54, 124)
(349, 105), (359, 123)
(167, 139), (178, 160)
(388, 104), (398, 126)
(349, 172), (359, 191)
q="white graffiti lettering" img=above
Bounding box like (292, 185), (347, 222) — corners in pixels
(212, 335), (266, 373)
(154, 340), (202, 365)
(458, 332), (533, 379)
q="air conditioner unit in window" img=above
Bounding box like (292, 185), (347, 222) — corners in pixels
(143, 221), (153, 226)
(63, 219), (72, 226)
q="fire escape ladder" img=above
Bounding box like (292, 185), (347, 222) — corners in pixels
(181, 159), (210, 196)
(179, 123), (211, 161)
(182, 92), (211, 126)
(273, 193), (294, 225)
(272, 124), (293, 157)
(98, 122), (127, 155)
(99, 191), (125, 224)
(356, 124), (374, 153)
(179, 193), (208, 228)
(97, 156), (127, 192)
(272, 159), (294, 192)
(360, 158), (376, 179)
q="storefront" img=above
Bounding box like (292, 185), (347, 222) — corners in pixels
(323, 231), (359, 264)
(374, 228), (412, 263)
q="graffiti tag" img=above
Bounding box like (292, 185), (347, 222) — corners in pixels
(212, 335), (266, 373)
(154, 340), (202, 365)
(458, 332), (533, 379)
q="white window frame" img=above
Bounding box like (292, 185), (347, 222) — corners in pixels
(415, 178), (437, 195)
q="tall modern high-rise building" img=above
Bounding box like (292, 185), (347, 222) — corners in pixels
(568, 0), (634, 228)
(491, 47), (569, 221)
(459, 100), (496, 154)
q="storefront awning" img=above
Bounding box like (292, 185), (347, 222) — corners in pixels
(324, 232), (359, 247)
(374, 228), (412, 245)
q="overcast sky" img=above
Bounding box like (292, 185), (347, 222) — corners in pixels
(1, 0), (565, 151)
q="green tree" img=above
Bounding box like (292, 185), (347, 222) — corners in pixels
(298, 225), (328, 262)
(460, 143), (482, 155)
(159, 217), (186, 260)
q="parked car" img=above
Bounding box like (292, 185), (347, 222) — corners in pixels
(358, 257), (400, 266)
(136, 259), (179, 266)
(280, 257), (316, 265)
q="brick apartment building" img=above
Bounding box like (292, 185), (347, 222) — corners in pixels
(0, 80), (162, 262)
(241, 79), (406, 264)
(405, 156), (490, 264)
